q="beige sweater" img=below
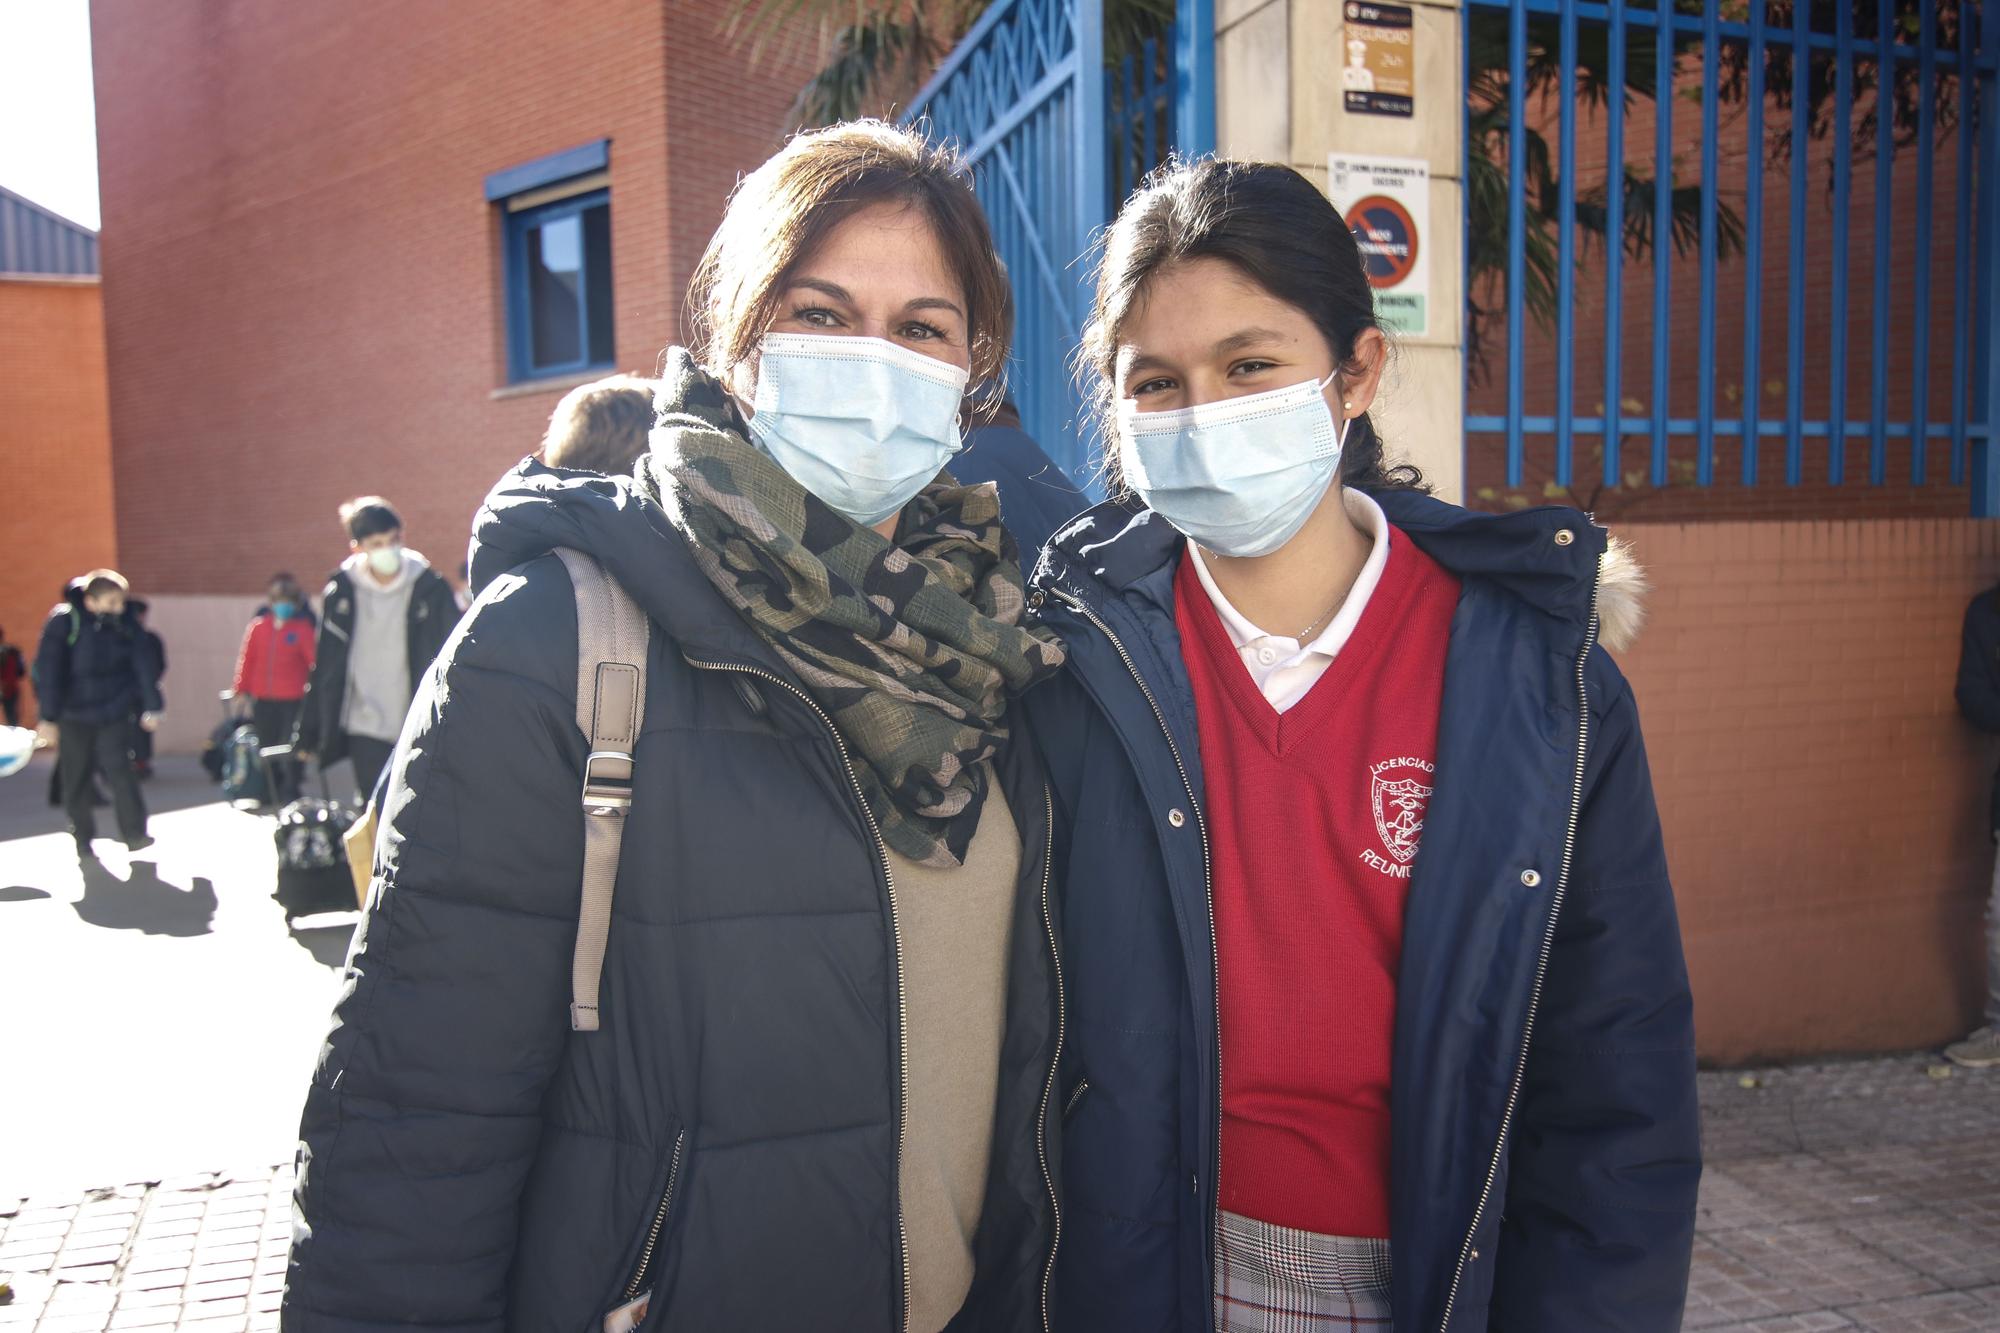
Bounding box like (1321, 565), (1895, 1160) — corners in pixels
(887, 772), (1021, 1333)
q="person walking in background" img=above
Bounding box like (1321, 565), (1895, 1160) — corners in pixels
(126, 599), (167, 780)
(951, 385), (1087, 558)
(537, 372), (657, 476)
(33, 570), (162, 859)
(1950, 579), (2000, 1067)
(294, 497), (459, 801)
(0, 627), (26, 727)
(233, 572), (317, 807)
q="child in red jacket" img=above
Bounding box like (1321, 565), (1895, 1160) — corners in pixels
(233, 572), (317, 804)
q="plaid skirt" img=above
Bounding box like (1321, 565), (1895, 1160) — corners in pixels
(1214, 1211), (1394, 1333)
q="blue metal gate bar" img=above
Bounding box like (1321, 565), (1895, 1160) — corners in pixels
(1603, 0), (1626, 489)
(1742, 0), (1765, 487)
(1698, 0), (1720, 486)
(1652, 0), (1671, 487)
(1507, 0), (1527, 484)
(1871, 0), (1894, 485)
(1556, 0), (1576, 487)
(1786, 0), (1808, 485)
(1174, 0), (1216, 158)
(1980, 6), (2000, 513)
(1916, 5), (1937, 485)
(1468, 0), (2000, 510)
(1831, 0), (1853, 485)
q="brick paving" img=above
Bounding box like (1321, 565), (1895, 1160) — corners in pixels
(1, 1055), (1996, 1329)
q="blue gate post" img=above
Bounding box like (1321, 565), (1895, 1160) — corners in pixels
(1175, 0), (1216, 160)
(1981, 0), (2000, 516)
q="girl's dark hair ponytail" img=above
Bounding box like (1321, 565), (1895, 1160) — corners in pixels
(1077, 156), (1427, 494)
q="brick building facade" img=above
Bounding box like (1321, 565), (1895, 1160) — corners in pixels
(0, 184), (117, 725)
(89, 0), (816, 750)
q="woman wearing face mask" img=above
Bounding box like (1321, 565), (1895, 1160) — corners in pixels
(231, 572), (317, 806)
(1027, 159), (1699, 1332)
(285, 121), (1067, 1333)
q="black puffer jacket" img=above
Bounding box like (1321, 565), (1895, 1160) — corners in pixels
(33, 587), (163, 725)
(293, 556), (460, 765)
(284, 460), (1062, 1333)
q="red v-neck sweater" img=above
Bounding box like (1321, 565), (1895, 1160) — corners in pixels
(1175, 532), (1460, 1237)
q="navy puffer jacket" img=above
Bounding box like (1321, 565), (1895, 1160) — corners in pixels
(1025, 489), (1700, 1333)
(284, 460), (1061, 1333)
(33, 589), (163, 725)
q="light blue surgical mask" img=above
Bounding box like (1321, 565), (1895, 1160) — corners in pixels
(1116, 371), (1349, 559)
(271, 601), (297, 622)
(744, 333), (970, 528)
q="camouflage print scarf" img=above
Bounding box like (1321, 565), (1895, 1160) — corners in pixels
(641, 352), (1066, 868)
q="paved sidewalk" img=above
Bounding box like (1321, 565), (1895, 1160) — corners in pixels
(3, 1055), (1998, 1330)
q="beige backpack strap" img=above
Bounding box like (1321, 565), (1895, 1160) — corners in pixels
(553, 547), (649, 1033)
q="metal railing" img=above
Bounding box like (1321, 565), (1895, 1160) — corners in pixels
(1466, 0), (2000, 513)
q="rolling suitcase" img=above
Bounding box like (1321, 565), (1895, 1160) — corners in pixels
(271, 758), (357, 919)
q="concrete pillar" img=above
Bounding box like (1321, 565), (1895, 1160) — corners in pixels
(1214, 0), (1468, 503)
(1292, 0), (1466, 502)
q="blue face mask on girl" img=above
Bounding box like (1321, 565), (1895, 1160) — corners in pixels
(744, 333), (970, 528)
(1116, 371), (1350, 559)
(272, 601), (297, 622)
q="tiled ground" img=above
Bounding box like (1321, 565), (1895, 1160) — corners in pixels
(1689, 1056), (2000, 1330)
(2, 1056), (1996, 1329)
(0, 1168), (290, 1333)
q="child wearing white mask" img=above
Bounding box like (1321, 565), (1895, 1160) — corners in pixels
(293, 495), (461, 800)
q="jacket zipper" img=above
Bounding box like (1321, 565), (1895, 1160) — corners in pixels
(622, 1126), (687, 1302)
(682, 656), (912, 1333)
(1433, 572), (1603, 1332)
(1034, 783), (1063, 1333)
(1045, 587), (1221, 1297)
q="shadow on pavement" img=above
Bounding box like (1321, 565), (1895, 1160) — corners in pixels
(289, 917), (358, 968)
(72, 859), (218, 936)
(0, 884), (53, 902)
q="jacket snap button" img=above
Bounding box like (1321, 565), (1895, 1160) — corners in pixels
(1028, 589), (1047, 611)
(734, 679), (767, 716)
(1553, 528), (1575, 547)
(1520, 868), (1542, 888)
(1168, 808), (1187, 828)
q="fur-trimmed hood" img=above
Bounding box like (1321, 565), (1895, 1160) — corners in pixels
(1595, 531), (1649, 652)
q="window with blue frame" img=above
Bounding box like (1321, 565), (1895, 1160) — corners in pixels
(503, 188), (614, 382)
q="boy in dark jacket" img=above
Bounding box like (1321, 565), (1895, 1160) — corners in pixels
(1951, 583), (2000, 1067)
(34, 570), (163, 857)
(295, 497), (460, 800)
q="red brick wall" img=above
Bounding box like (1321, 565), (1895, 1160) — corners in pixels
(1617, 518), (2000, 1063)
(0, 278), (117, 722)
(1466, 47), (1973, 522)
(91, 0), (814, 597)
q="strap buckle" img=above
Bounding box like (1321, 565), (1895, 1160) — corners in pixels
(582, 750), (634, 816)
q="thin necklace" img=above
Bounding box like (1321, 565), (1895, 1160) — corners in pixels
(1294, 597), (1342, 642)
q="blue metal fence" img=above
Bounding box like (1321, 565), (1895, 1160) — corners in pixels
(907, 0), (1212, 479)
(1466, 0), (2000, 514)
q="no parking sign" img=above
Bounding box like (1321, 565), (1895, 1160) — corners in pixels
(1328, 153), (1430, 337)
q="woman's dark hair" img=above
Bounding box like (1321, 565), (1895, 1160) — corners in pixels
(690, 120), (1013, 409)
(1078, 156), (1426, 494)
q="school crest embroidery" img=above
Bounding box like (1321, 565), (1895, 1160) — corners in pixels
(1369, 756), (1435, 868)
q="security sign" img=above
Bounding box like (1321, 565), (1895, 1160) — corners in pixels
(1328, 153), (1430, 338)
